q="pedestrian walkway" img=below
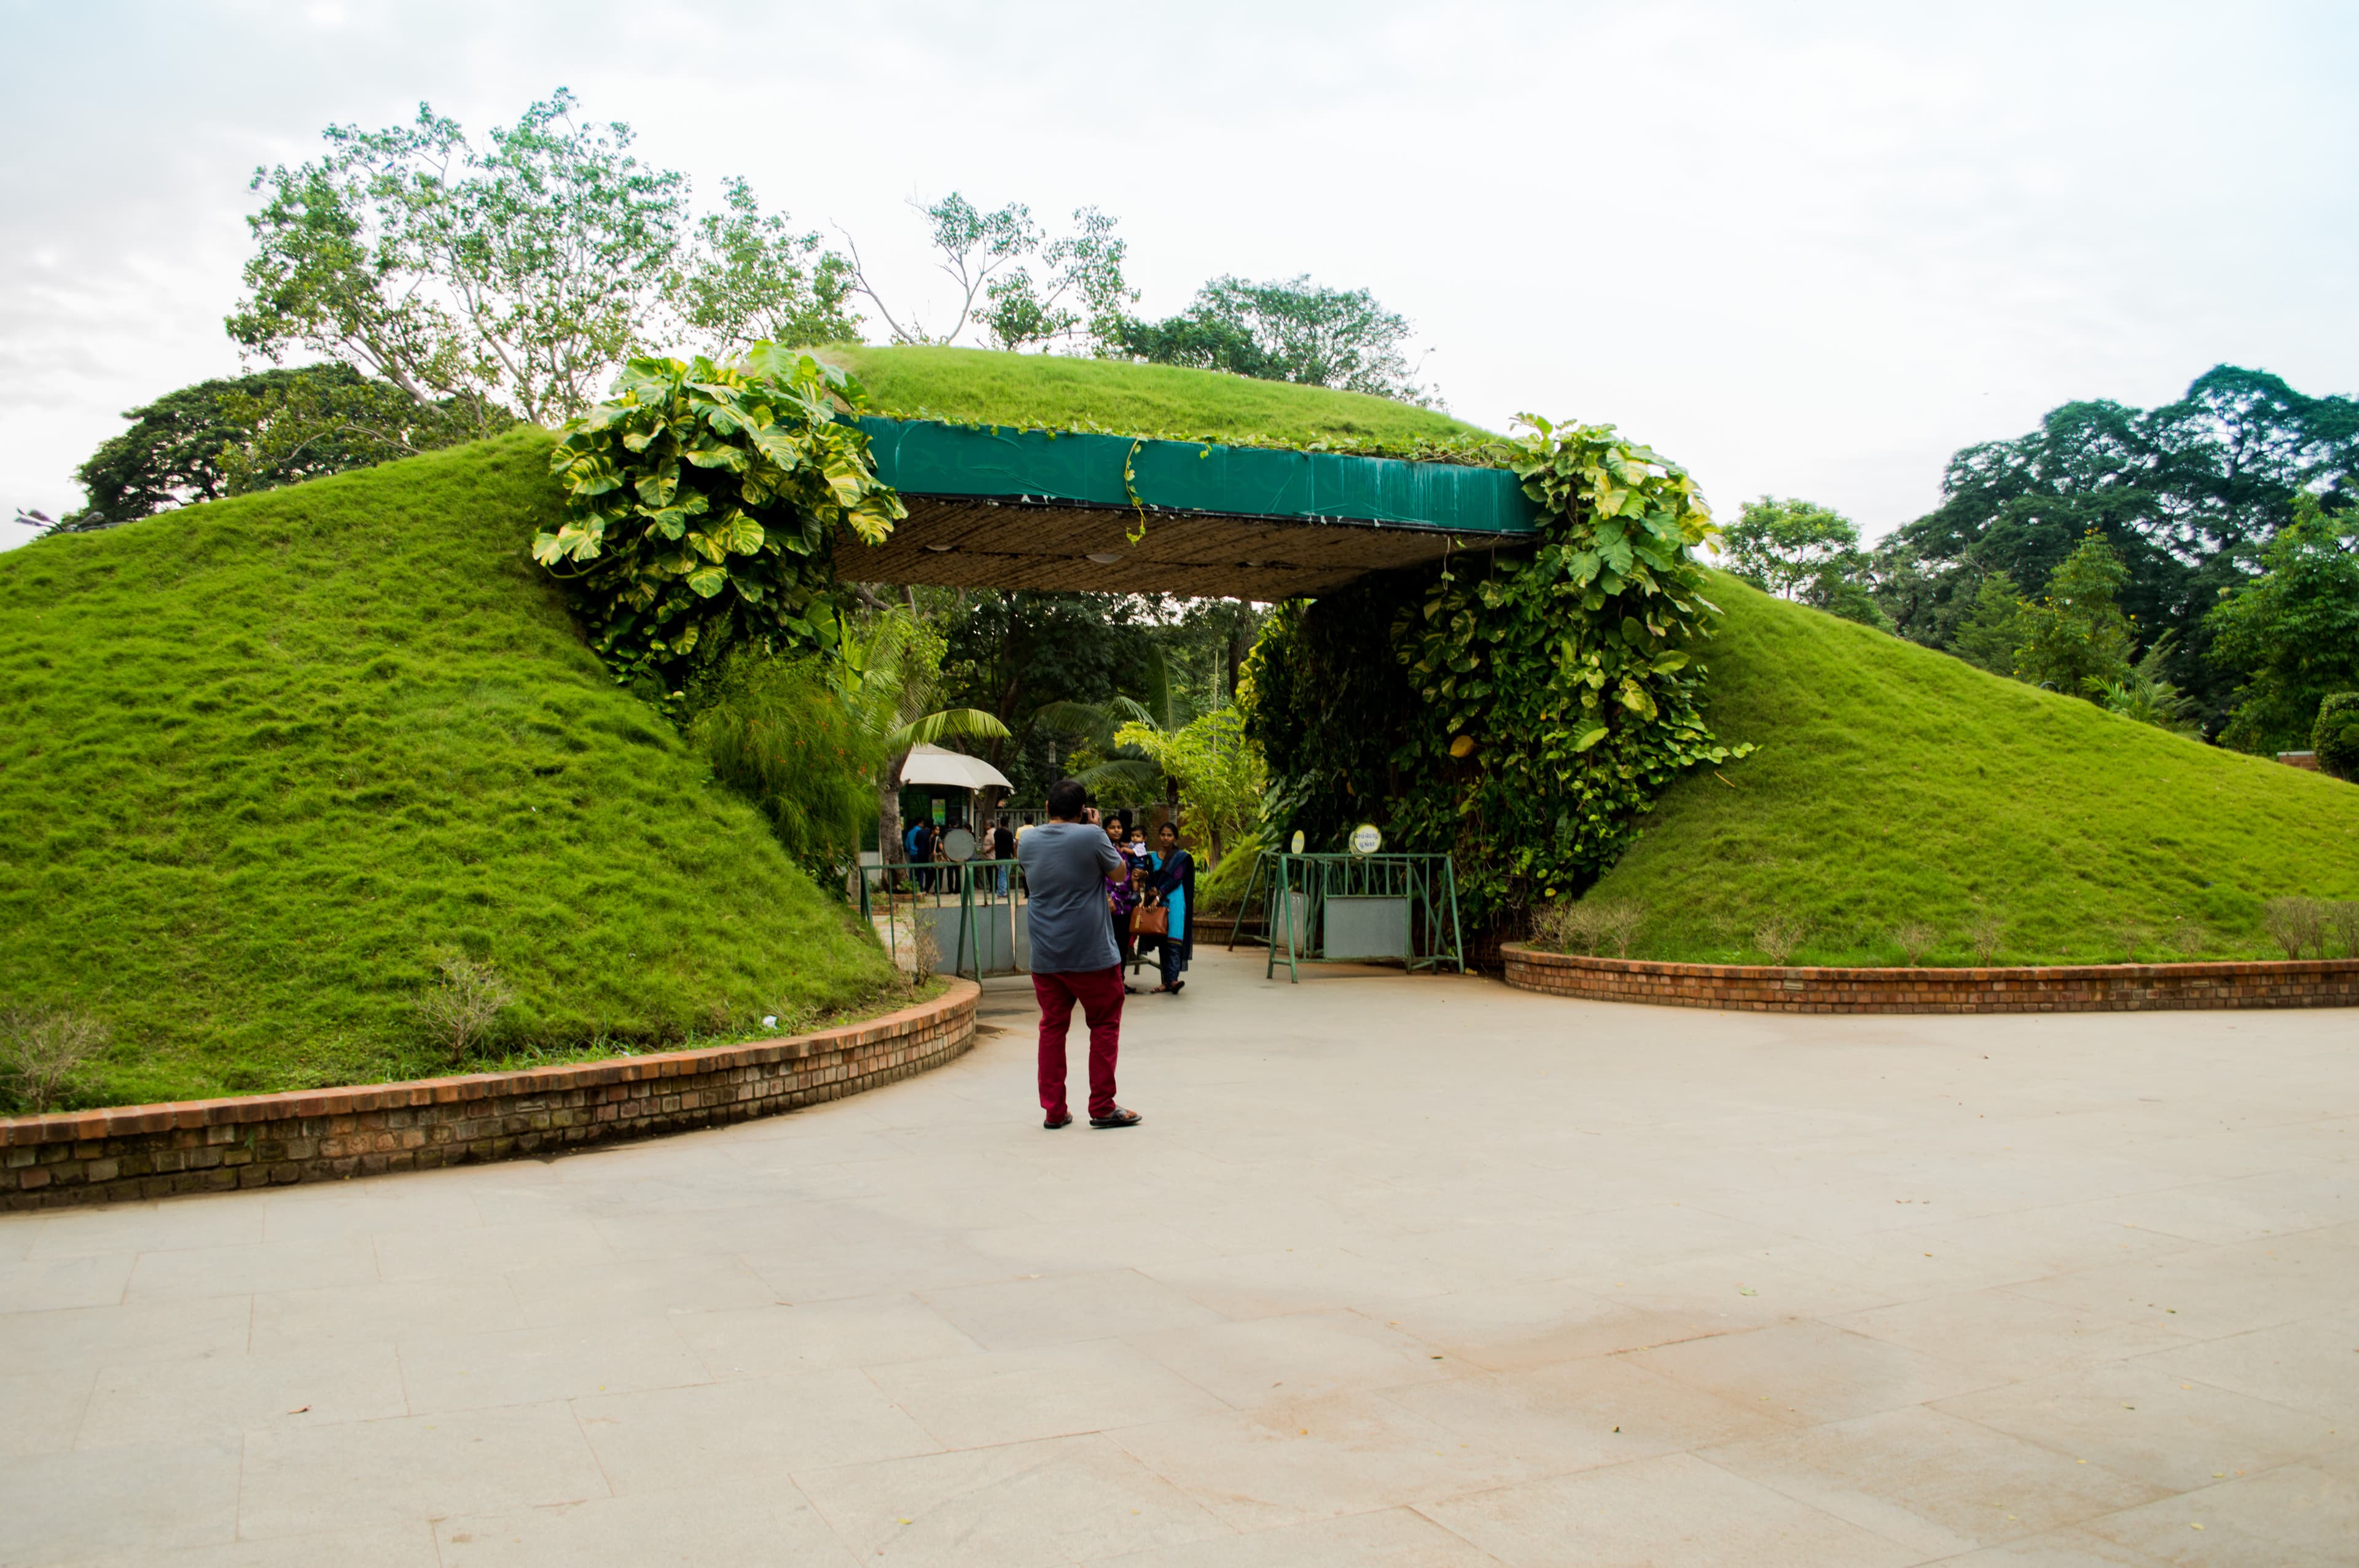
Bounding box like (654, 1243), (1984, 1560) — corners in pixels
(2, 948), (2353, 1565)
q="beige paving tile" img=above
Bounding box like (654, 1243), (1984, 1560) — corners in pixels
(433, 1483), (861, 1567)
(920, 1268), (1225, 1351)
(673, 1292), (983, 1379)
(1910, 1524), (2177, 1565)
(0, 1365), (95, 1456)
(58, 1523), (441, 1567)
(1366, 1284), (1741, 1372)
(794, 1432), (1229, 1567)
(1933, 1358), (2345, 1492)
(1380, 1355), (1789, 1475)
(0, 1250), (133, 1312)
(248, 1276), (525, 1354)
(1107, 1390), (1521, 1531)
(77, 1341), (407, 1448)
(372, 1220), (616, 1282)
(0, 1214), (47, 1262)
(1128, 1309), (1452, 1409)
(865, 1339), (1227, 1448)
(2006, 1225), (2359, 1339)
(0, 1434), (241, 1560)
(1624, 1319), (2007, 1426)
(394, 1319), (710, 1414)
(1700, 1404), (2166, 1558)
(500, 1252), (778, 1327)
(1135, 1244), (1463, 1317)
(1831, 1287), (2198, 1382)
(2079, 1463), (2359, 1567)
(2079, 1168), (2359, 1246)
(26, 1197), (264, 1258)
(1417, 1449), (1922, 1567)
(237, 1402), (609, 1540)
(585, 1201), (836, 1262)
(124, 1236), (378, 1302)
(2149, 1311), (2359, 1424)
(1078, 1506), (1504, 1567)
(740, 1233), (1009, 1303)
(257, 1186), (485, 1245)
(572, 1368), (939, 1491)
(0, 1294), (253, 1376)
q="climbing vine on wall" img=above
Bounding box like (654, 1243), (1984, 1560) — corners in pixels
(535, 345), (906, 691)
(1243, 416), (1753, 926)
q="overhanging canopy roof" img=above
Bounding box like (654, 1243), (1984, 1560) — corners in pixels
(834, 418), (1540, 601)
(898, 741), (1013, 792)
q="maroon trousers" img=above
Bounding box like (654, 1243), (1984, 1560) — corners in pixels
(1033, 966), (1125, 1118)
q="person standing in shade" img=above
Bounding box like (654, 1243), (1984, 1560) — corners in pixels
(1141, 819), (1196, 994)
(990, 816), (1015, 897)
(1015, 779), (1143, 1129)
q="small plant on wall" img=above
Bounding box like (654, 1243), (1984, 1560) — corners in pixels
(534, 345), (906, 692)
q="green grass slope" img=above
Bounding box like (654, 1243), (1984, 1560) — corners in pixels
(0, 428), (900, 1109)
(814, 343), (1490, 447)
(1586, 574), (2359, 965)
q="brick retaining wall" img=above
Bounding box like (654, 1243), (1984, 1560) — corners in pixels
(1500, 943), (2359, 1014)
(0, 980), (979, 1211)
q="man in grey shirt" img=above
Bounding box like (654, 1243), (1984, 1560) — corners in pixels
(1017, 778), (1143, 1129)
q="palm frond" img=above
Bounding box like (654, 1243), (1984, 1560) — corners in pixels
(883, 706), (1011, 752)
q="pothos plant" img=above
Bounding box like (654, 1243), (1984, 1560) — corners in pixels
(1243, 415), (1753, 926)
(534, 344), (906, 690)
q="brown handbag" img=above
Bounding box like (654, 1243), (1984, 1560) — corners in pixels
(1130, 903), (1168, 937)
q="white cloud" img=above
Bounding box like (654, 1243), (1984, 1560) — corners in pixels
(4, 0), (2353, 538)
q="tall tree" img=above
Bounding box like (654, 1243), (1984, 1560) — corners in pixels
(672, 177), (861, 356)
(2207, 494), (2359, 753)
(2012, 532), (2136, 698)
(55, 367), (498, 531)
(1111, 275), (1438, 406)
(1871, 365), (2359, 725)
(845, 195), (1133, 354)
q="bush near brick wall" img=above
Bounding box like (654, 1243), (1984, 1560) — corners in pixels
(1, 980), (978, 1211)
(1501, 943), (2359, 1015)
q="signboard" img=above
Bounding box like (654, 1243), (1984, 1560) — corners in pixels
(942, 827), (977, 863)
(1289, 829), (1306, 854)
(931, 798), (947, 825)
(1349, 824), (1383, 856)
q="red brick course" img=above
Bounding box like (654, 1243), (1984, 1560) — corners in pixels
(1501, 943), (2359, 1015)
(0, 981), (979, 1211)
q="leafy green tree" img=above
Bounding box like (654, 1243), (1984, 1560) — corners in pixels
(1717, 496), (1861, 599)
(932, 589), (1163, 800)
(1111, 275), (1437, 405)
(673, 177), (859, 356)
(1112, 706), (1266, 864)
(846, 194), (1133, 353)
(2312, 692), (2359, 779)
(1875, 365), (2359, 720)
(55, 366), (498, 531)
(2207, 494), (2359, 752)
(689, 649), (880, 877)
(2094, 634), (2202, 735)
(2012, 532), (2135, 698)
(1947, 572), (2025, 675)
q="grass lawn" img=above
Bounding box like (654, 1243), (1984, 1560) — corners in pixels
(0, 428), (906, 1110)
(810, 343), (1490, 448)
(1582, 574), (2359, 965)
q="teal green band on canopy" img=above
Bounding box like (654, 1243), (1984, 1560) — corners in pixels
(855, 417), (1538, 536)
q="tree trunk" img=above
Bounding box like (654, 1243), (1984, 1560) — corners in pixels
(877, 752), (907, 888)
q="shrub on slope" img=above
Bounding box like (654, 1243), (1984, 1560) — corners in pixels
(0, 427), (899, 1108)
(812, 343), (1487, 448)
(1583, 575), (2359, 964)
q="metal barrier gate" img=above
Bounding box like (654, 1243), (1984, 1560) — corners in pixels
(1223, 852), (1465, 983)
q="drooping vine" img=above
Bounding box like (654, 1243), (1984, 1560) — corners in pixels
(1242, 416), (1753, 927)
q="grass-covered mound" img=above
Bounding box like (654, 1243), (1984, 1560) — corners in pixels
(1583, 574), (2359, 965)
(813, 344), (1489, 448)
(0, 427), (902, 1109)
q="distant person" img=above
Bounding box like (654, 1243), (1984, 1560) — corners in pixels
(1015, 779), (1141, 1130)
(991, 816), (1016, 895)
(1141, 819), (1197, 994)
(1105, 816), (1143, 990)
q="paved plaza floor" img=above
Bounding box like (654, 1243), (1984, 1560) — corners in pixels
(2, 946), (2355, 1566)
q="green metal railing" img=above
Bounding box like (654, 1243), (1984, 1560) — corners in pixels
(858, 858), (1027, 980)
(1224, 852), (1465, 982)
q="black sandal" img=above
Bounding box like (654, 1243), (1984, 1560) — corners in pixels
(1089, 1106), (1143, 1129)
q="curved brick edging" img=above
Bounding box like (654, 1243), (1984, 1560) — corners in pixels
(1500, 943), (2359, 1015)
(0, 980), (979, 1211)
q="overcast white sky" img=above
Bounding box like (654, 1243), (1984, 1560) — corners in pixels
(6, 0), (2355, 552)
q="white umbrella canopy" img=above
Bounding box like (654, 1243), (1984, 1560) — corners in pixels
(899, 743), (1012, 792)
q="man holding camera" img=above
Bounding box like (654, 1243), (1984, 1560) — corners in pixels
(1015, 779), (1144, 1129)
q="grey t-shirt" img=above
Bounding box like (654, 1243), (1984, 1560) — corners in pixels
(1018, 821), (1125, 975)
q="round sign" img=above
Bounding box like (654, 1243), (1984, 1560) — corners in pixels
(1349, 824), (1383, 856)
(941, 827), (977, 863)
(1289, 829), (1306, 855)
